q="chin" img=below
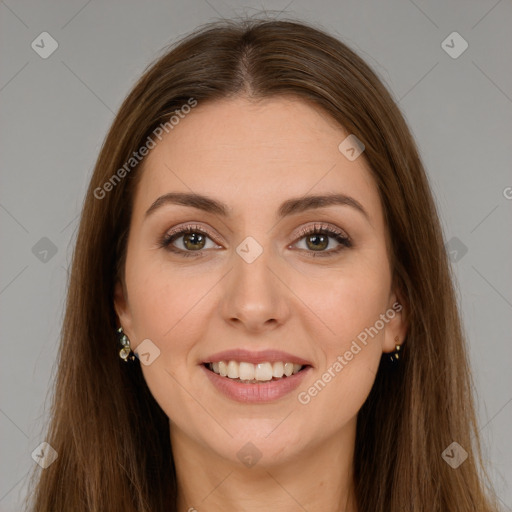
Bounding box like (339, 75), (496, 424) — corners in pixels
(202, 424), (307, 468)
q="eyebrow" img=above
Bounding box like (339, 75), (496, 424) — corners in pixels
(144, 192), (370, 222)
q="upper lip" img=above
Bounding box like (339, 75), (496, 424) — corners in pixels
(203, 349), (312, 366)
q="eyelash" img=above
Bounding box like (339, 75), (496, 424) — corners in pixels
(159, 223), (352, 258)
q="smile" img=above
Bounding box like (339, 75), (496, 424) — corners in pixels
(206, 360), (304, 383)
(201, 361), (311, 403)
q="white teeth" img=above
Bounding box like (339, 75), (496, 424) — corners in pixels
(227, 361), (238, 379)
(239, 362), (255, 380)
(218, 361), (228, 377)
(208, 360), (304, 381)
(272, 361), (284, 378)
(254, 362), (273, 381)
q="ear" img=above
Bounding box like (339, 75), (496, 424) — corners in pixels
(114, 279), (136, 342)
(382, 287), (409, 354)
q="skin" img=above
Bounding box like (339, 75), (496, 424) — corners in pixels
(114, 96), (408, 511)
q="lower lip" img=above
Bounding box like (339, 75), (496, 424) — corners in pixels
(201, 364), (311, 403)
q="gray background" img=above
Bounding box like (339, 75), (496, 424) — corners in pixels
(1, 0), (511, 510)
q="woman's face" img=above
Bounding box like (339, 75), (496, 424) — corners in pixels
(115, 96), (406, 467)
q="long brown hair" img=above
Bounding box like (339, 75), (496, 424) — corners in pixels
(25, 17), (501, 512)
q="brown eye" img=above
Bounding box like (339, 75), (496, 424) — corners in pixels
(181, 232), (207, 251)
(159, 223), (351, 259)
(304, 233), (329, 251)
(293, 224), (352, 256)
(160, 225), (220, 257)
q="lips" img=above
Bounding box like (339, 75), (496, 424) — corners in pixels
(201, 363), (311, 403)
(200, 349), (313, 402)
(203, 349), (312, 366)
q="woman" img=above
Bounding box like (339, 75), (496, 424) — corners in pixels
(25, 18), (501, 512)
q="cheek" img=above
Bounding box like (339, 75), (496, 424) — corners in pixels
(127, 256), (205, 343)
(297, 254), (390, 422)
(293, 255), (391, 349)
(296, 351), (379, 438)
(127, 261), (205, 424)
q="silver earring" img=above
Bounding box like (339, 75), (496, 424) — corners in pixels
(117, 326), (136, 362)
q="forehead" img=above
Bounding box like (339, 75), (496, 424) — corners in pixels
(132, 96), (381, 224)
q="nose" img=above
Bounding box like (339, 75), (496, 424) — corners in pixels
(220, 242), (291, 334)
